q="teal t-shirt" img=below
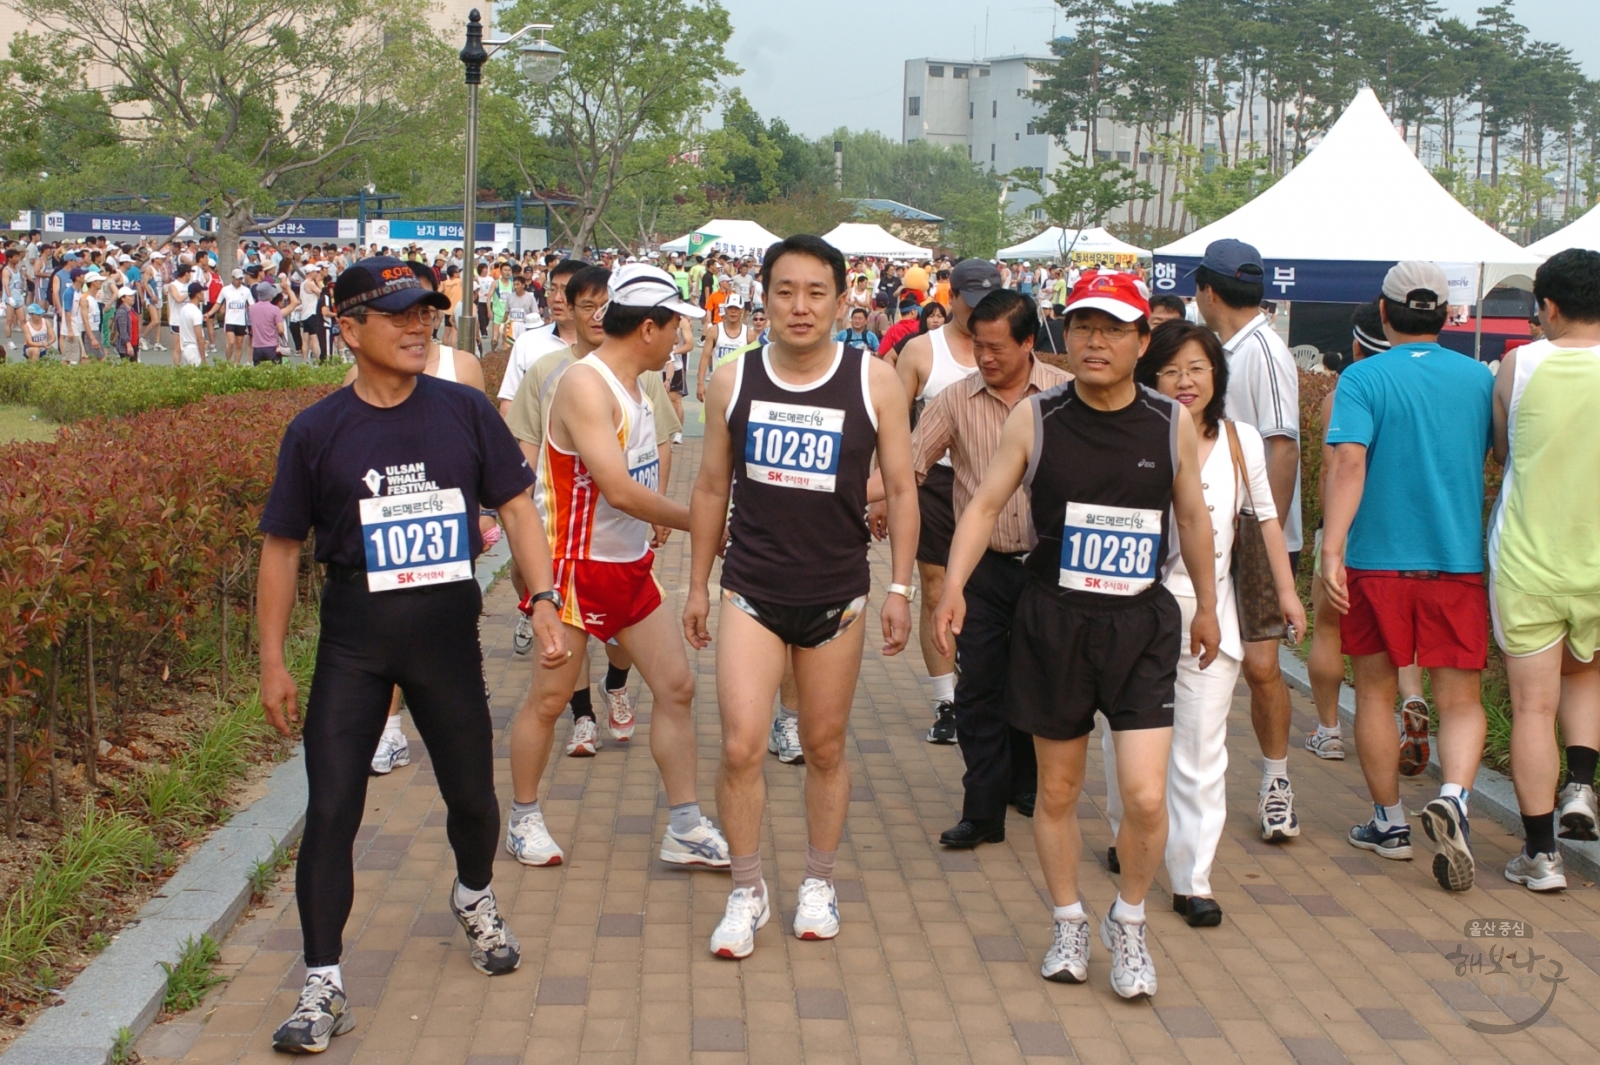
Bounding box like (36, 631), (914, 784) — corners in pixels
(1326, 342), (1494, 572)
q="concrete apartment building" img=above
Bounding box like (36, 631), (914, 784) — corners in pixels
(903, 53), (1189, 221)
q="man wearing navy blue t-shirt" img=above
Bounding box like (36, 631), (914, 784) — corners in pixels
(255, 257), (567, 1053)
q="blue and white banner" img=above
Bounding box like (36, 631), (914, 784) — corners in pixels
(1152, 256), (1394, 304)
(367, 219), (513, 245)
(256, 218), (358, 240)
(44, 211), (177, 236)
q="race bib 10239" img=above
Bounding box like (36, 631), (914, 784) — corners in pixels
(1059, 501), (1161, 595)
(359, 488), (474, 592)
(744, 400), (844, 493)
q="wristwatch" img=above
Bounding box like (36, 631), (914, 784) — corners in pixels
(887, 582), (916, 603)
(527, 589), (564, 614)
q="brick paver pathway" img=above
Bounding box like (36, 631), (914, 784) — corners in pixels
(138, 439), (1600, 1065)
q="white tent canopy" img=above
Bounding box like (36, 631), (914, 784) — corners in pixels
(660, 219), (782, 257)
(821, 222), (930, 259)
(1527, 202), (1600, 257)
(1156, 88), (1542, 295)
(998, 226), (1150, 261)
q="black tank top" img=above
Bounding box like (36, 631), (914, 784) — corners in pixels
(1023, 381), (1181, 602)
(721, 343), (877, 605)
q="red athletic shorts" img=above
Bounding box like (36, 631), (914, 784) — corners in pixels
(554, 554), (662, 642)
(1340, 569), (1488, 670)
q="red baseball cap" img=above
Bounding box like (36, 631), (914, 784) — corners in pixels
(1063, 271), (1150, 323)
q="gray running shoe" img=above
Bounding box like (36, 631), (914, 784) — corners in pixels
(1100, 911), (1157, 999)
(1258, 777), (1300, 842)
(1041, 917), (1090, 983)
(271, 973), (355, 1054)
(1557, 782), (1599, 841)
(513, 614), (533, 655)
(1503, 849), (1567, 892)
(1303, 729), (1345, 760)
(768, 712), (804, 764)
(449, 881), (521, 975)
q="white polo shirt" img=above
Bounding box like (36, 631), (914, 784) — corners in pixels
(498, 322), (569, 403)
(1222, 312), (1302, 552)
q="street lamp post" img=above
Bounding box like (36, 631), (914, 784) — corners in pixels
(458, 8), (564, 357)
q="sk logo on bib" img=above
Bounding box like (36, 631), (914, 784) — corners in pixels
(359, 488), (474, 592)
(1059, 501), (1161, 595)
(744, 400), (844, 493)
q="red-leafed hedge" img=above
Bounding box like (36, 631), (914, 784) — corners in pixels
(0, 386), (334, 808)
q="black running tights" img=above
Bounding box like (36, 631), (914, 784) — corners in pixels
(297, 577), (499, 966)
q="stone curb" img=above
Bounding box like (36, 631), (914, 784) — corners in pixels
(0, 546), (514, 1065)
(0, 750), (309, 1065)
(1278, 647), (1600, 883)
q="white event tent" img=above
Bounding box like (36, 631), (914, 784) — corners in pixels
(660, 219), (783, 258)
(998, 226), (1150, 262)
(1154, 88), (1543, 305)
(1526, 202), (1600, 257)
(821, 222), (930, 259)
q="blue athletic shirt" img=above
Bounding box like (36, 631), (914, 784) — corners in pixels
(1325, 342), (1493, 573)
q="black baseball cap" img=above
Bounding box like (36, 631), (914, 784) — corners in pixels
(1197, 238), (1265, 282)
(333, 256), (451, 315)
(951, 259), (1002, 306)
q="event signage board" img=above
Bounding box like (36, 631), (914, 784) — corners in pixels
(44, 211), (177, 236)
(257, 218), (359, 240)
(1154, 256), (1487, 309)
(367, 220), (513, 244)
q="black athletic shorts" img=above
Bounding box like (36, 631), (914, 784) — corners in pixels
(226, 323), (247, 336)
(916, 463), (957, 567)
(724, 589), (867, 649)
(1006, 580), (1181, 741)
(252, 347), (281, 365)
(669, 363), (687, 395)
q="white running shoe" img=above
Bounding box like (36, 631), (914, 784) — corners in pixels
(1557, 782), (1599, 841)
(1041, 917), (1090, 983)
(1259, 777), (1300, 841)
(767, 712), (804, 765)
(660, 817), (731, 867)
(512, 615), (533, 656)
(370, 730), (411, 775)
(565, 716), (601, 757)
(710, 882), (770, 959)
(1303, 729), (1345, 760)
(793, 878), (840, 941)
(1100, 911), (1157, 999)
(505, 809), (564, 866)
(604, 685), (635, 742)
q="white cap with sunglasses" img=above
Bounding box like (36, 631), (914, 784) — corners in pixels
(607, 263), (705, 319)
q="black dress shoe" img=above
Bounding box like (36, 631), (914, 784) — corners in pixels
(1010, 792), (1036, 818)
(1106, 846), (1120, 874)
(940, 819), (1006, 848)
(1172, 894), (1223, 927)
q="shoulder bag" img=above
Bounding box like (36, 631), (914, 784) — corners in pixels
(1223, 420), (1287, 642)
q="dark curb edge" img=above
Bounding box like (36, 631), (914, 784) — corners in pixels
(1278, 647), (1600, 884)
(0, 546), (514, 1065)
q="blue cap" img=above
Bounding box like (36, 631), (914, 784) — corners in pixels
(1197, 238), (1264, 282)
(26, 303), (43, 316)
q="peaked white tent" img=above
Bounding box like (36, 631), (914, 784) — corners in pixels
(998, 226), (1150, 262)
(821, 223), (930, 259)
(1527, 203), (1600, 256)
(660, 219), (782, 257)
(1155, 88), (1542, 303)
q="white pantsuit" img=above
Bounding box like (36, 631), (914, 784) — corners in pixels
(1103, 421), (1275, 898)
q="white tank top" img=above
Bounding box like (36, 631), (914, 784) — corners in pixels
(432, 344), (458, 383)
(920, 325), (978, 468)
(713, 322), (750, 368)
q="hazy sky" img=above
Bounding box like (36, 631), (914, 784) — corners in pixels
(720, 0), (1599, 139)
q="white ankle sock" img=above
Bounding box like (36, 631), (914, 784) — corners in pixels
(1053, 902), (1084, 922)
(454, 880), (492, 909)
(1110, 895), (1145, 923)
(1261, 758), (1288, 789)
(382, 714), (403, 737)
(1317, 723), (1341, 738)
(1440, 783), (1469, 810)
(1376, 802), (1406, 827)
(305, 964), (343, 990)
(930, 673), (955, 704)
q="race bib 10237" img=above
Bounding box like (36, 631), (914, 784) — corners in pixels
(744, 400), (844, 493)
(1059, 501), (1161, 595)
(359, 488), (474, 592)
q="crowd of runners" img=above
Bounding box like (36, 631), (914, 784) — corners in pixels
(240, 226), (1600, 1052)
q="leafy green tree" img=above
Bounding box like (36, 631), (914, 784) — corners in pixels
(492, 0), (737, 253)
(0, 0), (456, 274)
(1010, 157), (1155, 243)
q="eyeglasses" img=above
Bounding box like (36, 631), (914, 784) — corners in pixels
(572, 300), (606, 317)
(1155, 363), (1214, 383)
(365, 306), (441, 328)
(1067, 321), (1137, 341)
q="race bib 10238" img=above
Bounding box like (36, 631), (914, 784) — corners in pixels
(744, 400), (844, 493)
(1059, 501), (1161, 595)
(359, 488), (474, 592)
